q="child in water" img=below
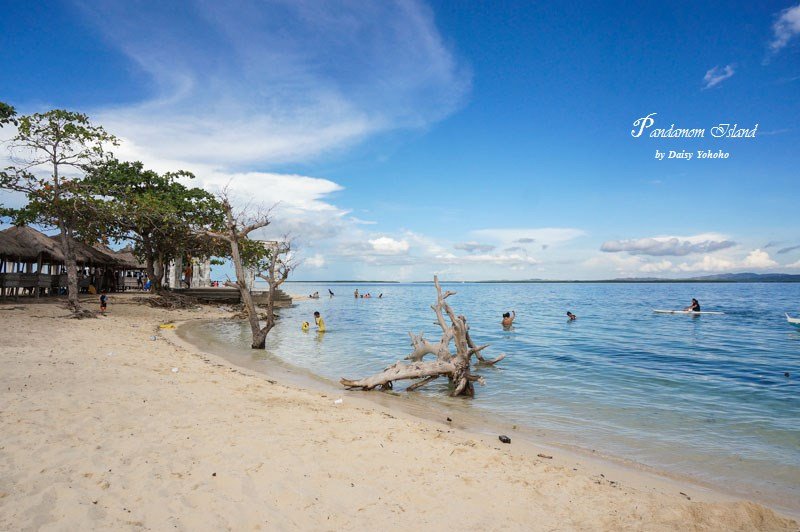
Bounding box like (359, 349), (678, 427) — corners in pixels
(566, 311), (576, 321)
(314, 311), (326, 332)
(301, 321), (310, 331)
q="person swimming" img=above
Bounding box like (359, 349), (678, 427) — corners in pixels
(502, 311), (515, 328)
(301, 321), (310, 331)
(566, 311), (576, 321)
(684, 298), (700, 312)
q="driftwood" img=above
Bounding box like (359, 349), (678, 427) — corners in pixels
(340, 276), (506, 397)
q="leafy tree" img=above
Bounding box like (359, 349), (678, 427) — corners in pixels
(0, 101), (16, 127)
(84, 159), (225, 291)
(0, 109), (117, 313)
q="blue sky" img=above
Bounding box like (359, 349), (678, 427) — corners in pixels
(1, 0), (799, 280)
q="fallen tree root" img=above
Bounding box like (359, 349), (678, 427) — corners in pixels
(340, 276), (506, 397)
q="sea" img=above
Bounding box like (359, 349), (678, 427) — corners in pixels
(180, 281), (800, 514)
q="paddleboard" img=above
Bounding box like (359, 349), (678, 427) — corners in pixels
(787, 313), (800, 325)
(653, 309), (725, 315)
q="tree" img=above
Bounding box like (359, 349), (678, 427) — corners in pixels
(84, 159), (224, 292)
(0, 101), (16, 127)
(341, 276), (505, 396)
(1, 109), (117, 313)
(197, 193), (294, 348)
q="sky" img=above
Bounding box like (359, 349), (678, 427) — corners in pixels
(1, 0), (799, 281)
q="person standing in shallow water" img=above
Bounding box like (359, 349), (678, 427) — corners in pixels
(502, 311), (515, 328)
(354, 288), (359, 298)
(314, 311), (326, 332)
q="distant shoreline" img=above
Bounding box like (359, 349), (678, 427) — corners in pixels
(287, 277), (800, 284)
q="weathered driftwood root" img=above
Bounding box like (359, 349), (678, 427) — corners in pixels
(340, 276), (505, 397)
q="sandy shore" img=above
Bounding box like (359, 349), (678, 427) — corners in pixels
(1, 295), (796, 531)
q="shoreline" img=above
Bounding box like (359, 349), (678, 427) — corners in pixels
(1, 295), (796, 530)
(172, 316), (800, 520)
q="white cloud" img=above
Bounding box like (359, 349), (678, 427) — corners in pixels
(770, 3), (800, 51)
(638, 260), (674, 273)
(368, 236), (410, 255)
(601, 234), (735, 256)
(471, 228), (585, 246)
(677, 255), (737, 272)
(677, 249), (777, 272)
(453, 241), (496, 253)
(76, 0), (470, 167)
(787, 259), (800, 269)
(304, 254), (326, 268)
(742, 249), (778, 269)
(702, 65), (735, 89)
(434, 251), (539, 266)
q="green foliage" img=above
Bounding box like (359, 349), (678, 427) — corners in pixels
(1, 109), (118, 237)
(83, 159), (227, 275)
(0, 101), (16, 127)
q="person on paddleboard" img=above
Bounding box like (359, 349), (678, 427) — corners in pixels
(684, 298), (700, 312)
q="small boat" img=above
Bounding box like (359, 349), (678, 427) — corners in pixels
(653, 309), (725, 315)
(787, 313), (800, 325)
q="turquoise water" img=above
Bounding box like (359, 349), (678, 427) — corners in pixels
(201, 282), (800, 511)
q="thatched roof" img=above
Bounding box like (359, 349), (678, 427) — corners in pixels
(0, 226), (150, 268)
(49, 235), (118, 265)
(0, 228), (33, 259)
(0, 226), (122, 266)
(1, 226), (65, 262)
(113, 245), (146, 269)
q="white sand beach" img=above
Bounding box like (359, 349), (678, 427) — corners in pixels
(1, 295), (796, 531)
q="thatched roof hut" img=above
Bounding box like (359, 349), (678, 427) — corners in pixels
(0, 228), (33, 260)
(1, 226), (66, 262)
(0, 226), (124, 267)
(113, 245), (146, 269)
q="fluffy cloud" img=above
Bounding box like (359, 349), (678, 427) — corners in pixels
(742, 249), (778, 269)
(453, 241), (495, 253)
(304, 254), (326, 268)
(677, 249), (777, 272)
(600, 234), (735, 256)
(702, 65), (735, 89)
(368, 236), (410, 255)
(770, 3), (800, 51)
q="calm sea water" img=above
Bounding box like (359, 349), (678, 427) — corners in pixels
(191, 282), (800, 512)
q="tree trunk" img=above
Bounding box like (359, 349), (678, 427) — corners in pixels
(152, 255), (164, 292)
(227, 230), (263, 348)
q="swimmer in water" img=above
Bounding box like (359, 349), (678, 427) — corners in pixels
(502, 311), (515, 328)
(566, 311), (576, 321)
